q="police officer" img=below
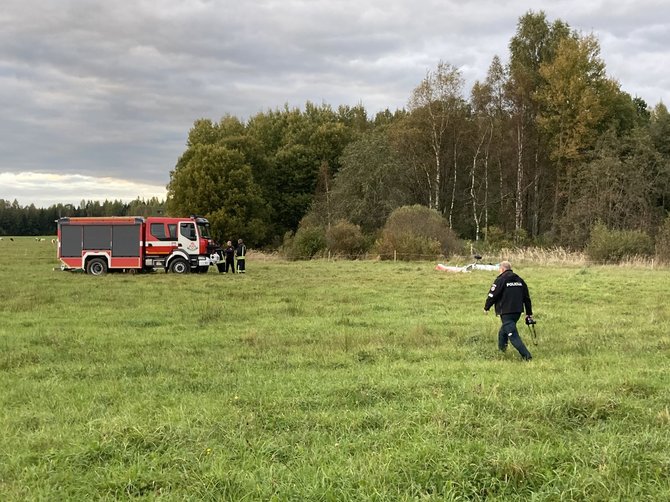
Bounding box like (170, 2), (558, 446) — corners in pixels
(484, 261), (534, 360)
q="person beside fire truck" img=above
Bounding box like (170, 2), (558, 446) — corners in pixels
(221, 240), (235, 273)
(235, 238), (246, 273)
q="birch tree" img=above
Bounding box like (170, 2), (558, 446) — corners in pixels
(469, 56), (510, 241)
(407, 61), (464, 213)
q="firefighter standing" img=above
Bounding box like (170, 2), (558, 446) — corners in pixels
(235, 238), (246, 273)
(222, 240), (235, 273)
(484, 261), (534, 360)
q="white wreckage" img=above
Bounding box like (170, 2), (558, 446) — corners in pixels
(435, 262), (499, 273)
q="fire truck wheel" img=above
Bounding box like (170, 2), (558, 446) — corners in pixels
(86, 257), (108, 276)
(169, 258), (190, 274)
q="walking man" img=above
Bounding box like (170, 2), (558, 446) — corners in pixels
(235, 238), (246, 273)
(484, 261), (534, 360)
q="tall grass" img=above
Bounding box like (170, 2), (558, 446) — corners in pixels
(0, 238), (669, 500)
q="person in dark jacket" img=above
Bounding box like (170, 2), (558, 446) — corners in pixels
(235, 238), (246, 273)
(222, 240), (235, 273)
(484, 261), (534, 360)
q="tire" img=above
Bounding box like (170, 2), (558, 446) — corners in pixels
(86, 257), (108, 276)
(169, 258), (189, 274)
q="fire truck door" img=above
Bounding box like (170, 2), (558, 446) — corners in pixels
(146, 222), (177, 255)
(178, 222), (199, 255)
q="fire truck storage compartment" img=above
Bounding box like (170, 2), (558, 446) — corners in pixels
(60, 224), (83, 257)
(111, 224), (141, 257)
(60, 222), (141, 257)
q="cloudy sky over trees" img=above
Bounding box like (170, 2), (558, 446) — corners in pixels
(1, 0), (668, 206)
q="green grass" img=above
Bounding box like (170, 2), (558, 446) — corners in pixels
(1, 237), (669, 500)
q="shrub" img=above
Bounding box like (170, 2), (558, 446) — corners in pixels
(326, 220), (367, 257)
(377, 233), (442, 261)
(586, 223), (653, 263)
(281, 226), (326, 260)
(376, 205), (461, 260)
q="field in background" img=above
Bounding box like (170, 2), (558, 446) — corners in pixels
(1, 237), (669, 500)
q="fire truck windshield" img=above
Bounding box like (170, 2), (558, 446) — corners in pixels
(197, 222), (212, 238)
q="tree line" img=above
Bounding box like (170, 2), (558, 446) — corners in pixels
(0, 198), (165, 236)
(6, 11), (669, 255)
(167, 11), (670, 252)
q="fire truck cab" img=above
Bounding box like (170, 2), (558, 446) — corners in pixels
(57, 216), (222, 275)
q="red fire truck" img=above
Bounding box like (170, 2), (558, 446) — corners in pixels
(57, 216), (223, 275)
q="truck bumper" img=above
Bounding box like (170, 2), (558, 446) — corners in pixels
(198, 254), (222, 267)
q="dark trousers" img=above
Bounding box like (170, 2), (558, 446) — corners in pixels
(236, 258), (245, 273)
(498, 313), (532, 360)
(223, 259), (235, 273)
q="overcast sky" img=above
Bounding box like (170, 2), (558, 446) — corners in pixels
(1, 0), (668, 207)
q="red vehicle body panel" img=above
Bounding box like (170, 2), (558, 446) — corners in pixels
(56, 216), (220, 273)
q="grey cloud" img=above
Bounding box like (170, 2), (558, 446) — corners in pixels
(0, 0), (668, 206)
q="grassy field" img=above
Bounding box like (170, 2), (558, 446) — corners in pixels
(0, 237), (669, 500)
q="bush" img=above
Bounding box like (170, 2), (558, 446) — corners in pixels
(376, 205), (461, 260)
(281, 226), (326, 260)
(586, 223), (653, 263)
(655, 216), (670, 264)
(377, 233), (442, 261)
(326, 220), (367, 257)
